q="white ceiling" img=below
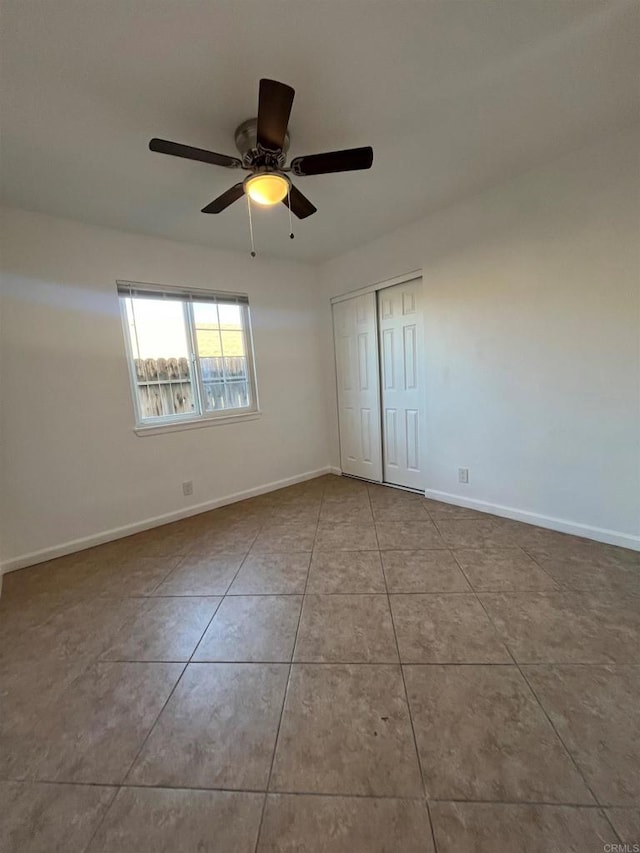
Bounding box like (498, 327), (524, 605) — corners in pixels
(1, 0), (638, 263)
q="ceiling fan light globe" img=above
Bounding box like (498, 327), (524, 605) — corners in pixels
(245, 173), (289, 206)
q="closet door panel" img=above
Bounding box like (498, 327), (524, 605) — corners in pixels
(332, 294), (382, 481)
(378, 278), (424, 490)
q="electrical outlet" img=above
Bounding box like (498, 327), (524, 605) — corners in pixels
(458, 467), (469, 484)
(182, 480), (193, 497)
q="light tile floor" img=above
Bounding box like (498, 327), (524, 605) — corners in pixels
(1, 474), (639, 852)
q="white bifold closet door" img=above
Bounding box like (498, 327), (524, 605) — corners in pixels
(378, 278), (424, 490)
(332, 293), (383, 481)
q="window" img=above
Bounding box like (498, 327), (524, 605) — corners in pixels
(117, 282), (258, 431)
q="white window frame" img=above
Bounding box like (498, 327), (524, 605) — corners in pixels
(117, 280), (260, 435)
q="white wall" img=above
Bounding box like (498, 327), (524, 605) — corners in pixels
(2, 126), (638, 568)
(321, 126), (640, 548)
(0, 209), (331, 569)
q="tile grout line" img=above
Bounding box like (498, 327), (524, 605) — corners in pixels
(451, 546), (618, 837)
(115, 530), (263, 786)
(75, 525), (258, 850)
(251, 482), (324, 853)
(144, 554), (188, 596)
(15, 776), (638, 809)
(444, 530), (625, 845)
(517, 544), (567, 589)
(79, 523), (270, 851)
(511, 660), (623, 845)
(79, 784), (121, 853)
(189, 536), (261, 659)
(369, 484), (441, 853)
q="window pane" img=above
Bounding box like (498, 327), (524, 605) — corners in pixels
(202, 381), (227, 412)
(218, 303), (243, 329)
(225, 379), (250, 409)
(193, 301), (251, 413)
(220, 329), (246, 358)
(123, 297), (196, 420)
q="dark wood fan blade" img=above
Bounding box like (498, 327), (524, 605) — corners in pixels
(150, 138), (242, 169)
(282, 183), (317, 219)
(290, 146), (373, 176)
(256, 79), (295, 151)
(201, 183), (245, 213)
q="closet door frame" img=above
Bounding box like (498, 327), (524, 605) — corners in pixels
(331, 268), (426, 491)
(330, 269), (423, 306)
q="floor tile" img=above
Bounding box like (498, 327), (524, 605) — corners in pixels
(154, 555), (243, 596)
(404, 665), (594, 803)
(0, 584), (75, 640)
(100, 597), (220, 661)
(314, 522), (378, 550)
(1, 556), (101, 604)
(2, 597), (140, 663)
(0, 657), (93, 780)
(251, 522), (317, 552)
(375, 521), (446, 550)
(186, 526), (258, 554)
(322, 490), (371, 505)
(523, 665), (640, 805)
(453, 547), (559, 591)
(493, 520), (591, 550)
(193, 595), (302, 662)
(430, 802), (615, 853)
(114, 523), (193, 558)
(371, 503), (431, 522)
(270, 663), (422, 797)
(87, 787), (263, 853)
(267, 505), (321, 524)
(605, 808), (640, 843)
(306, 551), (386, 593)
(294, 594), (398, 663)
(127, 663), (288, 790)
(324, 479), (369, 497)
(433, 519), (515, 548)
(5, 474), (638, 841)
(367, 485), (424, 509)
(480, 592), (640, 663)
(423, 499), (486, 519)
(382, 550), (471, 592)
(525, 547), (640, 594)
(83, 556), (182, 597)
(320, 503), (375, 523)
(390, 594), (510, 662)
(525, 540), (640, 569)
(0, 781), (115, 853)
(228, 552), (311, 594)
(34, 661), (183, 784)
(0, 654), (90, 718)
(258, 794), (434, 852)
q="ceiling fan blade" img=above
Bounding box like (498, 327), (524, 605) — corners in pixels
(256, 78), (295, 151)
(290, 146), (373, 176)
(282, 183), (317, 219)
(201, 183), (245, 214)
(150, 138), (242, 169)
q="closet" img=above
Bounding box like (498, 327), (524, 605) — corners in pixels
(332, 275), (425, 490)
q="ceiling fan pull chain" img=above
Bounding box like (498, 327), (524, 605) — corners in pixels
(246, 193), (256, 257)
(287, 184), (294, 240)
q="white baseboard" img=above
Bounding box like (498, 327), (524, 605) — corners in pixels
(1, 466), (342, 574)
(424, 489), (640, 552)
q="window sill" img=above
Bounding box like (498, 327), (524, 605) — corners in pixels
(134, 410), (262, 436)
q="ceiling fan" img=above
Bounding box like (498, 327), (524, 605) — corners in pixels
(149, 78), (373, 221)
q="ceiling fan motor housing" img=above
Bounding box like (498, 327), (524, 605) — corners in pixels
(149, 79), (372, 219)
(234, 117), (290, 168)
